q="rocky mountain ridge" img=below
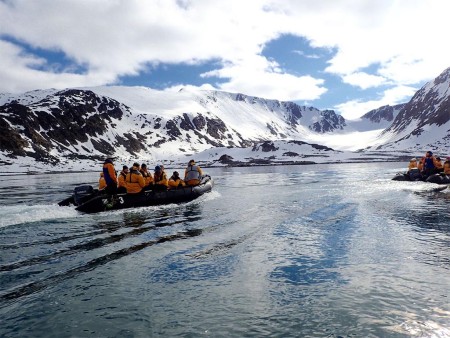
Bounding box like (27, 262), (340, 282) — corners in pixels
(372, 67), (450, 152)
(0, 87), (347, 166)
(1, 66), (450, 172)
(361, 103), (406, 124)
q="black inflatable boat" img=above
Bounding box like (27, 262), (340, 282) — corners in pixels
(59, 175), (214, 214)
(392, 172), (450, 185)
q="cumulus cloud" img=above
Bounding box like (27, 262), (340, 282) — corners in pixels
(342, 72), (387, 90)
(0, 0), (449, 117)
(337, 85), (418, 120)
(0, 40), (112, 92)
(200, 55), (327, 100)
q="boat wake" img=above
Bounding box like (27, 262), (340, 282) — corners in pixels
(0, 190), (223, 302)
(0, 190), (221, 228)
(0, 204), (79, 228)
(400, 182), (449, 193)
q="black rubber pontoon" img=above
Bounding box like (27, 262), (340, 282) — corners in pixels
(392, 172), (450, 185)
(67, 175), (214, 214)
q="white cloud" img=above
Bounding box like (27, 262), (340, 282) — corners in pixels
(165, 83), (216, 93)
(200, 55), (327, 100)
(337, 85), (418, 120)
(0, 40), (113, 92)
(0, 0), (449, 116)
(342, 72), (387, 90)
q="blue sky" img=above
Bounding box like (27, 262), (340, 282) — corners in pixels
(0, 0), (449, 119)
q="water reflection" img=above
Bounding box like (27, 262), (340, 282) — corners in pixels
(0, 226), (205, 303)
(398, 190), (450, 233)
(270, 201), (355, 289)
(0, 201), (207, 304)
(1, 165), (450, 338)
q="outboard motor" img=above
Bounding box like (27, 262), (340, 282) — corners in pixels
(73, 185), (95, 205)
(392, 173), (410, 181)
(409, 169), (422, 181)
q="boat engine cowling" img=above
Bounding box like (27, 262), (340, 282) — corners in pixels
(73, 185), (94, 205)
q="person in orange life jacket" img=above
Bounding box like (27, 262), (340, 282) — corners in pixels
(168, 171), (185, 188)
(98, 172), (107, 190)
(421, 151), (440, 176)
(117, 165), (129, 193)
(140, 163), (154, 188)
(443, 157), (450, 175)
(407, 158), (418, 171)
(184, 159), (203, 186)
(435, 157), (444, 173)
(407, 158), (421, 180)
(153, 165), (168, 191)
(125, 163), (145, 194)
(417, 157), (424, 172)
(102, 158), (118, 194)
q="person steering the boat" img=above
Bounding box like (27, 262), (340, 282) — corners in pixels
(126, 163), (145, 194)
(184, 159), (203, 186)
(102, 158), (118, 194)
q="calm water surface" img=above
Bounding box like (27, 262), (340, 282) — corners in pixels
(0, 162), (449, 338)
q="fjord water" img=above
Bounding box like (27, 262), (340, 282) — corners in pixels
(0, 163), (449, 338)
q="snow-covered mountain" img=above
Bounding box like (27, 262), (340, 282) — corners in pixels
(0, 86), (352, 172)
(367, 67), (450, 152)
(1, 67), (450, 173)
(345, 103), (405, 132)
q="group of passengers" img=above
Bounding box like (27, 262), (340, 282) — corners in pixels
(99, 159), (203, 195)
(406, 151), (450, 179)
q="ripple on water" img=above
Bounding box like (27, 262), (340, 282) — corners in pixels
(0, 204), (80, 228)
(1, 165), (450, 338)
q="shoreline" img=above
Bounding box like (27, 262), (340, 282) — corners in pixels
(0, 157), (409, 176)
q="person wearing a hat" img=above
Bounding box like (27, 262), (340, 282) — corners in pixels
(153, 165), (168, 190)
(408, 158), (418, 170)
(184, 159), (203, 186)
(140, 163), (154, 188)
(102, 158), (118, 194)
(117, 165), (129, 193)
(421, 151), (440, 177)
(407, 158), (421, 181)
(125, 162), (145, 194)
(444, 157), (450, 175)
(168, 171), (185, 189)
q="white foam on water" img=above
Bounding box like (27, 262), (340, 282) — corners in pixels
(388, 308), (450, 337)
(0, 190), (221, 227)
(376, 179), (449, 193)
(197, 190), (221, 202)
(400, 183), (449, 193)
(0, 204), (80, 228)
